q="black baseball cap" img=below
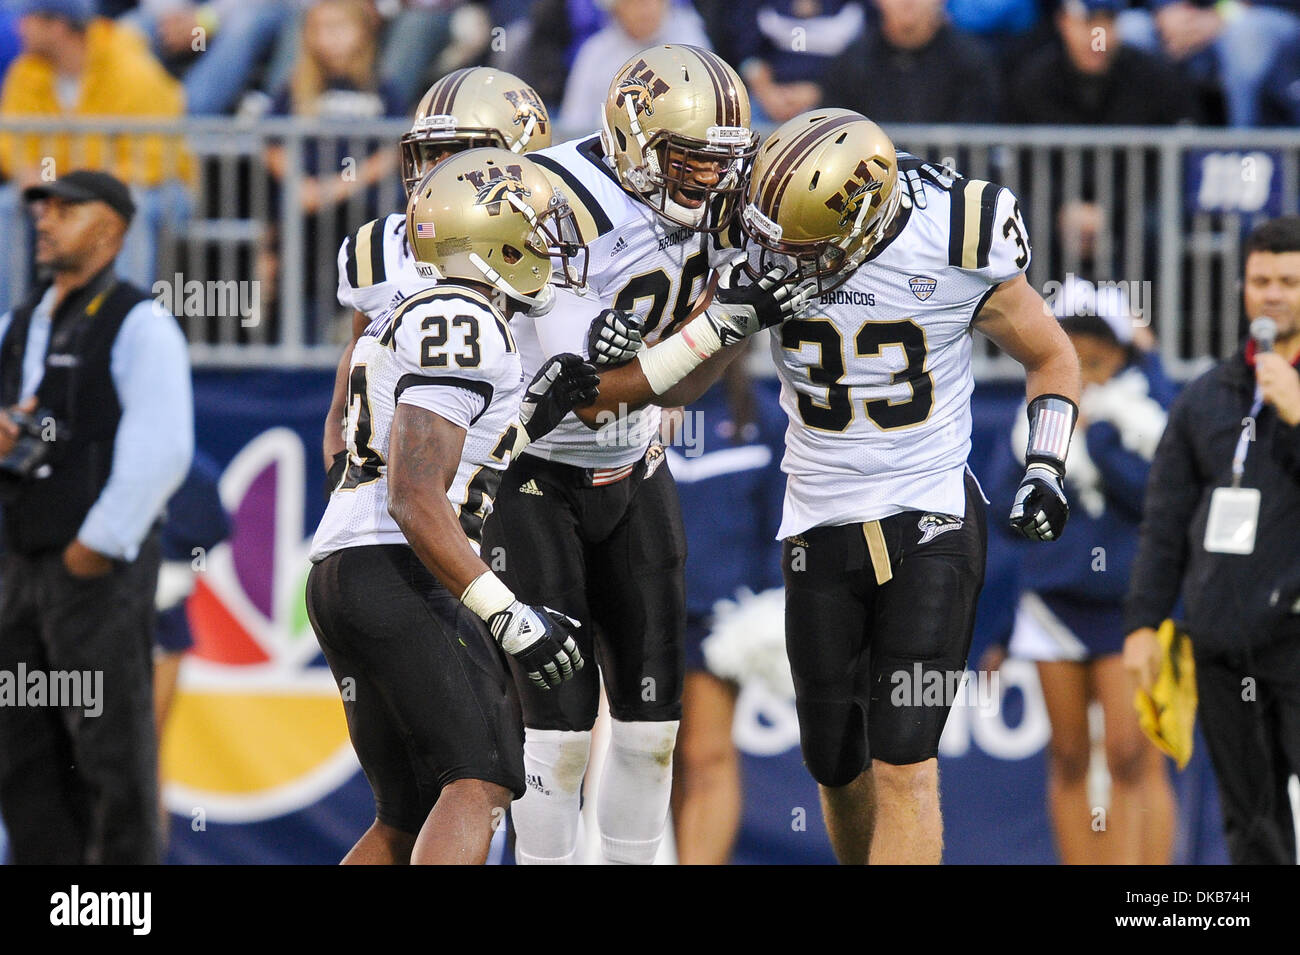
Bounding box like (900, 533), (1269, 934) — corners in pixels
(22, 170), (136, 225)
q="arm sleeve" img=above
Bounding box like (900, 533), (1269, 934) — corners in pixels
(1122, 393), (1202, 633)
(78, 302), (195, 561)
(981, 184), (1031, 284)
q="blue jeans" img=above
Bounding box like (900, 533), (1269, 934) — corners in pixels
(1118, 5), (1300, 126)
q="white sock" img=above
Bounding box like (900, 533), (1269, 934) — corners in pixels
(597, 719), (681, 865)
(512, 728), (591, 865)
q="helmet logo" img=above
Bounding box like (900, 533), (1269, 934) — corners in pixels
(503, 88), (549, 136)
(618, 62), (669, 116)
(826, 161), (885, 228)
(465, 165), (531, 217)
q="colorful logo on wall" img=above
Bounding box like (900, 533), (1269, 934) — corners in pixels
(160, 428), (357, 823)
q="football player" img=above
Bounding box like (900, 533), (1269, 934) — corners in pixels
(736, 110), (1082, 864)
(306, 150), (599, 865)
(480, 44), (801, 865)
(323, 66), (554, 486)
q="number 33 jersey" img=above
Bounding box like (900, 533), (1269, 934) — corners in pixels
(772, 157), (1031, 539)
(310, 285), (524, 562)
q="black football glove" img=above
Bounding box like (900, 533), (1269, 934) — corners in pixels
(325, 448), (348, 501)
(487, 602), (584, 690)
(518, 353), (600, 443)
(705, 265), (815, 347)
(1008, 463), (1070, 542)
(587, 308), (644, 366)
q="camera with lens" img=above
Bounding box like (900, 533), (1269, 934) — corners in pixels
(0, 407), (62, 482)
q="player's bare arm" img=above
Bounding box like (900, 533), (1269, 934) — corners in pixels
(572, 267), (810, 429)
(973, 273), (1081, 406)
(974, 273), (1083, 541)
(387, 404), (490, 596)
(322, 309), (370, 469)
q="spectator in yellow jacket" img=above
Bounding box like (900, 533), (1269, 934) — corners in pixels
(0, 0), (192, 312)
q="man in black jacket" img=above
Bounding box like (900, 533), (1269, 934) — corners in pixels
(1124, 216), (1300, 864)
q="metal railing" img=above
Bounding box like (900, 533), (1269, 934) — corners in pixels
(0, 117), (1293, 379)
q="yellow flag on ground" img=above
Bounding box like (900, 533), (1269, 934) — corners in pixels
(1134, 619), (1197, 769)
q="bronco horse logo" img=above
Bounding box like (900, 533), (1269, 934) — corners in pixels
(503, 88), (549, 136)
(466, 166), (532, 216)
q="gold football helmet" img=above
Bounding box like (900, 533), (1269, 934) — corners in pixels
(740, 109), (901, 295)
(600, 44), (757, 232)
(400, 67), (552, 193)
(406, 148), (586, 313)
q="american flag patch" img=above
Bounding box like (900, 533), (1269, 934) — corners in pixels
(415, 222), (435, 238)
(1028, 401), (1074, 461)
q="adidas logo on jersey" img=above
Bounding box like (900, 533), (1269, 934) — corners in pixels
(917, 514), (963, 544)
(610, 235), (629, 256)
(520, 479), (544, 496)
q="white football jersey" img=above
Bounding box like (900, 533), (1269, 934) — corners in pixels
(772, 155), (1031, 539)
(336, 212), (433, 318)
(310, 284), (525, 561)
(515, 135), (737, 468)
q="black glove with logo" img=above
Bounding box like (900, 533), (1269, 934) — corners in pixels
(519, 353), (600, 443)
(706, 265), (815, 347)
(587, 308), (644, 366)
(1008, 463), (1070, 542)
(487, 602), (584, 690)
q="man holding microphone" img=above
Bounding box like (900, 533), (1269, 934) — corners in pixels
(1125, 216), (1300, 865)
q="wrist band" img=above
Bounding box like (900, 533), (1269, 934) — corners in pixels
(1025, 393), (1078, 470)
(461, 570), (516, 622)
(636, 313), (722, 394)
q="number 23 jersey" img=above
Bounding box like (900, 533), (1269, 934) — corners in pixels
(310, 285), (524, 562)
(772, 158), (1031, 539)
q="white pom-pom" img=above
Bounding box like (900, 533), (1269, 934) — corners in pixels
(701, 587), (794, 699)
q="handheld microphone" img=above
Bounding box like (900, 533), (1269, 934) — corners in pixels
(1251, 316), (1277, 354)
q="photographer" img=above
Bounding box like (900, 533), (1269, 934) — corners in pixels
(0, 170), (193, 864)
(1124, 216), (1300, 865)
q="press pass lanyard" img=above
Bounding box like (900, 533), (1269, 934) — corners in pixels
(1231, 394), (1265, 489)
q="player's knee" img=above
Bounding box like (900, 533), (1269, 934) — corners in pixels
(797, 700), (868, 788)
(871, 758), (938, 802)
(609, 719), (679, 767)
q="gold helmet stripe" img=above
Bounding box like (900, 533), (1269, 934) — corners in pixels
(688, 47), (729, 128)
(432, 68), (473, 116)
(693, 47), (740, 128)
(762, 114), (860, 224)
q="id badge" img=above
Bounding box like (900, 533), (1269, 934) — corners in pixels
(1204, 487), (1261, 554)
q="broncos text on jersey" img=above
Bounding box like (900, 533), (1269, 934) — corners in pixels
(310, 284), (524, 561)
(510, 135), (740, 469)
(771, 155), (1031, 539)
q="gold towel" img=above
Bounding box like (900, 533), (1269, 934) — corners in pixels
(1134, 619), (1197, 770)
